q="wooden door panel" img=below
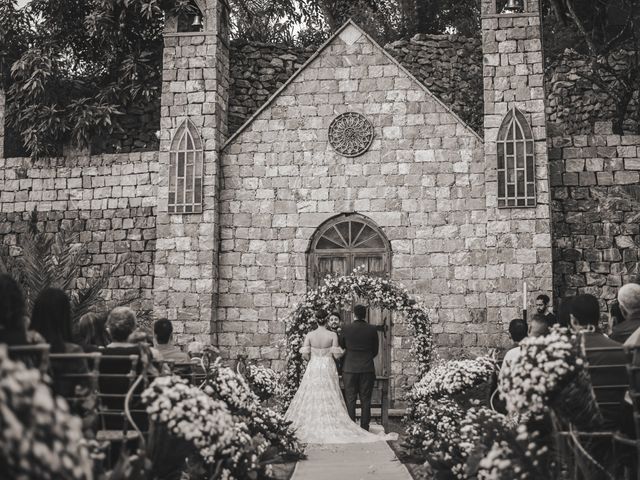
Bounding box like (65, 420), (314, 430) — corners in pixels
(316, 256), (347, 286)
(353, 255), (390, 377)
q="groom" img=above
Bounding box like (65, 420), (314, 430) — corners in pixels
(340, 304), (379, 431)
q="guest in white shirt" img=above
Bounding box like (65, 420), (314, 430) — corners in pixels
(153, 318), (189, 363)
(502, 318), (528, 369)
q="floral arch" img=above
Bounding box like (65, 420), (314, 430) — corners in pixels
(283, 268), (433, 402)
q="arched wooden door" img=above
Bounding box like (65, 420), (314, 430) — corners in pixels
(308, 213), (392, 377)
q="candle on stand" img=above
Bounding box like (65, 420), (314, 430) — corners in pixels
(523, 281), (528, 320)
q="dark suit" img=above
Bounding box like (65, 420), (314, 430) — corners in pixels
(611, 318), (640, 344)
(339, 319), (379, 430)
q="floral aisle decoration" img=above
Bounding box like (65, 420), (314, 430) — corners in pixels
(244, 363), (281, 401)
(498, 325), (601, 428)
(403, 356), (502, 479)
(142, 375), (261, 479)
(204, 358), (304, 460)
(404, 397), (465, 465)
(407, 356), (498, 404)
(476, 423), (554, 480)
(0, 345), (92, 480)
(284, 267), (433, 401)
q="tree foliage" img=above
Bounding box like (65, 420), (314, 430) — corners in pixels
(0, 0), (188, 157)
(2, 0), (640, 155)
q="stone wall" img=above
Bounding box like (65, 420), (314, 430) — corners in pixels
(220, 22), (498, 403)
(546, 49), (640, 136)
(152, 0), (230, 344)
(480, 0), (554, 329)
(385, 34), (484, 134)
(550, 124), (640, 315)
(0, 153), (158, 314)
(229, 35), (484, 137)
(229, 42), (314, 135)
(94, 99), (161, 154)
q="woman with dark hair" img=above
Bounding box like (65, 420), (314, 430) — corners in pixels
(76, 312), (110, 351)
(556, 296), (574, 328)
(31, 288), (74, 354)
(0, 273), (28, 345)
(607, 300), (624, 337)
(31, 288), (88, 400)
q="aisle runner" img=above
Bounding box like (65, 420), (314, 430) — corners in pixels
(291, 441), (412, 480)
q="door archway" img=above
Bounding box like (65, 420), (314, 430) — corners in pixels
(307, 213), (392, 377)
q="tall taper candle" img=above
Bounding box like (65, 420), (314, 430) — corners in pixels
(523, 281), (527, 311)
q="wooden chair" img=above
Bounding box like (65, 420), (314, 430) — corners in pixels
(96, 354), (146, 443)
(614, 344), (640, 480)
(171, 360), (207, 385)
(7, 344), (50, 374)
(553, 343), (635, 480)
(48, 352), (101, 416)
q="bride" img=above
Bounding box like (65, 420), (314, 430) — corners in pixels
(284, 309), (392, 444)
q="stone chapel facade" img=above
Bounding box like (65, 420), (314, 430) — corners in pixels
(5, 0), (637, 403)
(152, 0), (552, 399)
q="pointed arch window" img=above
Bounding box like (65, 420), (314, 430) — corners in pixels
(497, 108), (536, 208)
(169, 120), (203, 214)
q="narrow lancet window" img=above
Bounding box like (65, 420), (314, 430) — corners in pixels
(497, 108), (536, 207)
(168, 120), (203, 214)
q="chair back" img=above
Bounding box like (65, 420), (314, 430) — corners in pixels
(7, 344), (50, 374)
(97, 354), (148, 435)
(168, 359), (207, 385)
(49, 352), (101, 414)
(624, 345), (640, 438)
(584, 345), (630, 411)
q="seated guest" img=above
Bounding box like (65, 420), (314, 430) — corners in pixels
(104, 307), (138, 352)
(187, 340), (205, 360)
(570, 294), (631, 433)
(128, 328), (161, 360)
(607, 301), (624, 337)
(502, 318), (528, 369)
(153, 319), (189, 363)
(24, 316), (46, 345)
(613, 283), (640, 343)
(100, 307), (146, 431)
(529, 314), (549, 337)
(31, 288), (89, 400)
(76, 312), (110, 352)
(0, 274), (28, 345)
(535, 294), (557, 326)
(556, 296), (574, 328)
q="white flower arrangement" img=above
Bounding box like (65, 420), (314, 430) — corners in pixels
(498, 326), (585, 419)
(0, 345), (92, 480)
(142, 375), (245, 466)
(408, 356), (498, 404)
(205, 358), (304, 459)
(245, 363), (281, 401)
(284, 267), (433, 401)
(476, 424), (551, 480)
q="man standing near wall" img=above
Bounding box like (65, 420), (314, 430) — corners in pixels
(536, 294), (556, 326)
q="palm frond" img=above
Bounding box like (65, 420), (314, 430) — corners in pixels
(71, 260), (120, 323)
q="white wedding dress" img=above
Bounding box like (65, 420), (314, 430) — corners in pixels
(284, 345), (393, 444)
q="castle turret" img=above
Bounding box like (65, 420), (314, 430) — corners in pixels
(153, 0), (229, 343)
(481, 0), (554, 320)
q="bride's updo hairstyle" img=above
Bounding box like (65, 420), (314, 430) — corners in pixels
(315, 309), (329, 327)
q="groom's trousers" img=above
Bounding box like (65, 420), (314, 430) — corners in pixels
(343, 372), (376, 431)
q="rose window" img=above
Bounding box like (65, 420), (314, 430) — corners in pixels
(328, 112), (374, 157)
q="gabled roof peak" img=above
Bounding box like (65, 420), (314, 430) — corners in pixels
(223, 20), (482, 149)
